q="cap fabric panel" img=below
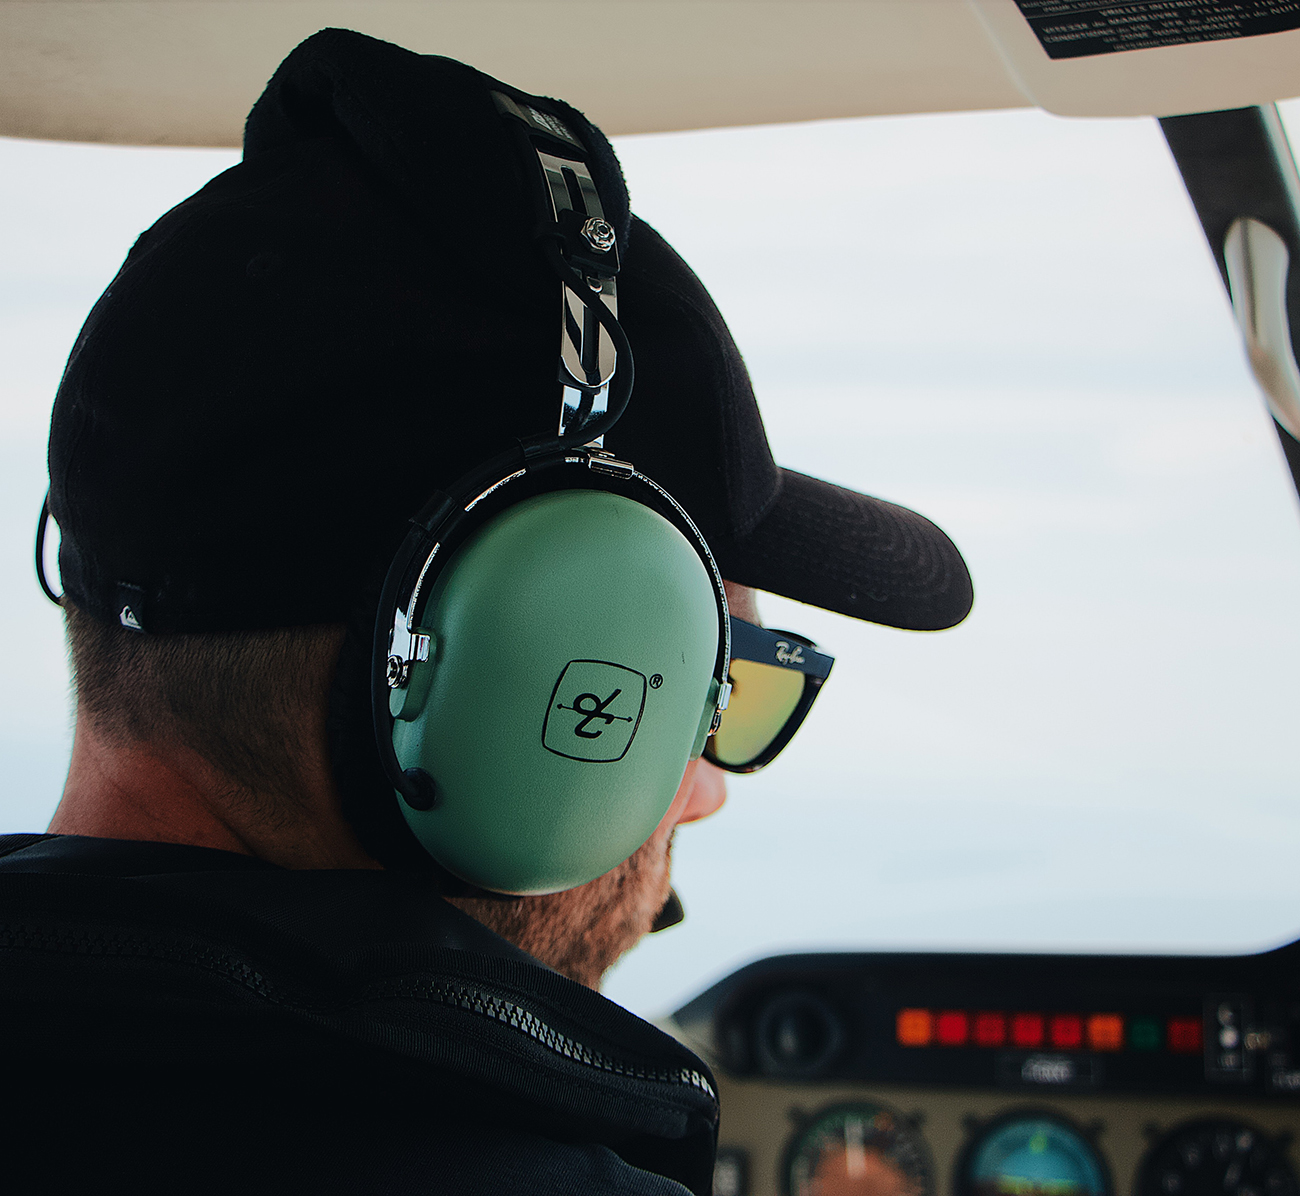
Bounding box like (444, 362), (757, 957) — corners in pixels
(614, 220), (782, 545)
(47, 30), (629, 634)
(717, 469), (974, 630)
(616, 219), (971, 631)
(243, 29), (631, 259)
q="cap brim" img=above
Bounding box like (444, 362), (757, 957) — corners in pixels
(710, 468), (974, 631)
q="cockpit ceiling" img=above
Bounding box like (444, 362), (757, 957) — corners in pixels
(3, 1), (1300, 148)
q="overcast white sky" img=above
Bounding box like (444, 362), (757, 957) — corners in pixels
(4, 102), (1300, 1020)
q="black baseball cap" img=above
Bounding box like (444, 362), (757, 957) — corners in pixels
(47, 28), (972, 636)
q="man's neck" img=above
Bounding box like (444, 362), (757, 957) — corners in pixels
(51, 715), (380, 870)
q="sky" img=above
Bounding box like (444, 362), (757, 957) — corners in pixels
(3, 102), (1300, 1020)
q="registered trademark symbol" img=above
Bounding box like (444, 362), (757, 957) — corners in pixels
(649, 674), (663, 689)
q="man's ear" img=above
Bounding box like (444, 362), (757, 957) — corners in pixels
(674, 758), (728, 826)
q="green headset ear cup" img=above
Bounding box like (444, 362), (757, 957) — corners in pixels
(391, 489), (721, 895)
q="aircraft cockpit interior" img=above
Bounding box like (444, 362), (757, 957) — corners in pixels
(3, 4), (1300, 1194)
(673, 944), (1300, 1196)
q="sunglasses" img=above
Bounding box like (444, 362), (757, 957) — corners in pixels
(705, 616), (834, 773)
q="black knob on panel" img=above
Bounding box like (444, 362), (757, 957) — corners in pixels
(754, 991), (843, 1077)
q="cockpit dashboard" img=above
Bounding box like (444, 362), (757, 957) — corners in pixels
(669, 946), (1300, 1196)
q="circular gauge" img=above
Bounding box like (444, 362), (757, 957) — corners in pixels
(956, 1110), (1110, 1196)
(783, 1101), (933, 1196)
(1137, 1118), (1298, 1196)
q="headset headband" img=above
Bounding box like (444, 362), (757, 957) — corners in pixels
(490, 92), (621, 447)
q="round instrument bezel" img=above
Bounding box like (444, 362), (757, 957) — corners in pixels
(953, 1106), (1113, 1196)
(1134, 1116), (1299, 1196)
(781, 1099), (935, 1196)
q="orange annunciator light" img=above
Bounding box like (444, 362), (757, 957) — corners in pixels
(897, 1008), (932, 1047)
(1086, 1014), (1124, 1052)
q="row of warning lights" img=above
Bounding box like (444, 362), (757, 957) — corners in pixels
(896, 1009), (1204, 1054)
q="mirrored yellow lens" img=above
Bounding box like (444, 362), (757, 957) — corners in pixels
(711, 659), (804, 766)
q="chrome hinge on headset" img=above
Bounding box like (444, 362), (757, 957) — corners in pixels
(585, 447), (635, 479)
(707, 681), (733, 735)
(386, 607), (431, 690)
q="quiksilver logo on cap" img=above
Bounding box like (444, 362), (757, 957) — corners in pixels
(542, 660), (647, 763)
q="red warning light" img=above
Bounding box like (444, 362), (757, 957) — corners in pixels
(1168, 1016), (1203, 1054)
(1011, 1013), (1044, 1048)
(936, 1011), (969, 1046)
(896, 1008), (932, 1047)
(1049, 1014), (1083, 1049)
(974, 1012), (1007, 1047)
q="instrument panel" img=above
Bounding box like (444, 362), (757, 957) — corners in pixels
(667, 944), (1300, 1196)
(708, 1082), (1296, 1196)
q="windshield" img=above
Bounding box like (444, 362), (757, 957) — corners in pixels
(4, 103), (1299, 1021)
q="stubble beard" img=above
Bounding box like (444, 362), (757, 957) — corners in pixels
(447, 825), (676, 990)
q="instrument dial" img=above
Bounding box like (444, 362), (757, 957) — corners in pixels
(956, 1110), (1109, 1196)
(1137, 1119), (1297, 1196)
(783, 1101), (932, 1196)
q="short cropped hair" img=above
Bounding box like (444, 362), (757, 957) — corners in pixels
(65, 602), (342, 812)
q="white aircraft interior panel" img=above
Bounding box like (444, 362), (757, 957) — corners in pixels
(6, 0), (1300, 149)
(970, 0), (1300, 118)
(0, 0), (1026, 147)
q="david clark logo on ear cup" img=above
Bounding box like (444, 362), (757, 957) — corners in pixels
(542, 660), (648, 762)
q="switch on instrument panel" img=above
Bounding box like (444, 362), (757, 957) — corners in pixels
(1203, 993), (1300, 1091)
(1260, 1000), (1300, 1094)
(713, 1148), (749, 1196)
(1208, 996), (1253, 1082)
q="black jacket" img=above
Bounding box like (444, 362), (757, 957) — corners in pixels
(0, 834), (718, 1194)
